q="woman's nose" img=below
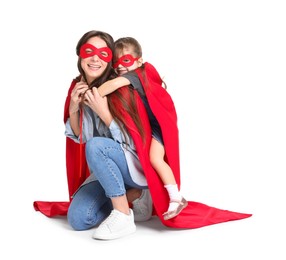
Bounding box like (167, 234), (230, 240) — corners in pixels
(91, 54), (99, 61)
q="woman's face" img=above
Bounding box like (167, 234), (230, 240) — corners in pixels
(80, 36), (111, 84)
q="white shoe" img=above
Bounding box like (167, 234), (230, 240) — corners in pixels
(132, 189), (153, 222)
(92, 209), (136, 240)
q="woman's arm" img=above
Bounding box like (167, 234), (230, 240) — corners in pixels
(68, 81), (89, 136)
(69, 110), (80, 137)
(97, 77), (130, 97)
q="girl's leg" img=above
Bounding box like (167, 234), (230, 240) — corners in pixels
(149, 138), (187, 219)
(149, 137), (176, 184)
(67, 180), (112, 230)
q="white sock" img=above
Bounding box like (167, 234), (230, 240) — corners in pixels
(164, 184), (182, 211)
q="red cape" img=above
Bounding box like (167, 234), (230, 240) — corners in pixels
(130, 62), (251, 228)
(34, 68), (252, 228)
(33, 79), (90, 217)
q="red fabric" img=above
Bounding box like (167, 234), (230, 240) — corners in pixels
(33, 79), (90, 217)
(34, 69), (251, 228)
(127, 62), (251, 228)
(33, 201), (70, 217)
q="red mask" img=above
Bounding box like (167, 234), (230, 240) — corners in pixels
(113, 54), (139, 68)
(79, 43), (112, 62)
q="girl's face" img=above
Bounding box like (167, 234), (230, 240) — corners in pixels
(114, 47), (142, 76)
(80, 36), (112, 84)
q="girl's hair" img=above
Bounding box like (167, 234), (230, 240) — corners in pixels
(114, 37), (142, 62)
(76, 31), (146, 142)
(114, 36), (167, 90)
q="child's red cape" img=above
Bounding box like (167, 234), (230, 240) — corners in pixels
(34, 65), (251, 228)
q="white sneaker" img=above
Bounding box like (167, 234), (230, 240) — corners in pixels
(92, 209), (136, 240)
(132, 189), (153, 222)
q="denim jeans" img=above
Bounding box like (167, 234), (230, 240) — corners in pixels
(67, 137), (146, 230)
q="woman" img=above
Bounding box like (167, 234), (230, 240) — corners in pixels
(64, 30), (154, 240)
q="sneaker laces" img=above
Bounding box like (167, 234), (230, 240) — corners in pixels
(101, 210), (120, 227)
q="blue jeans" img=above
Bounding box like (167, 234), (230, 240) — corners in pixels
(67, 137), (146, 230)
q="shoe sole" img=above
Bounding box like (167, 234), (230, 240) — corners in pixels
(163, 198), (188, 220)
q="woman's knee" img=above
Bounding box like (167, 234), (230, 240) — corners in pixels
(67, 205), (93, 231)
(67, 200), (112, 231)
(86, 137), (101, 155)
(67, 182), (112, 230)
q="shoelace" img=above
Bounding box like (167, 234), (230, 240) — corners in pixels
(101, 210), (119, 226)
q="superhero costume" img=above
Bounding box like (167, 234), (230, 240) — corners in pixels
(34, 63), (251, 228)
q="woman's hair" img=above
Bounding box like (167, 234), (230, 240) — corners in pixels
(76, 31), (146, 142)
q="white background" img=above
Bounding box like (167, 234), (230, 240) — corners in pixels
(1, 0), (285, 259)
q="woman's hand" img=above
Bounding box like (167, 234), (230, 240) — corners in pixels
(83, 87), (113, 126)
(69, 81), (89, 115)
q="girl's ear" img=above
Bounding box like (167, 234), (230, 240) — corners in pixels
(137, 57), (144, 67)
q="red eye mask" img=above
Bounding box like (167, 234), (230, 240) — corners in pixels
(113, 54), (139, 68)
(79, 43), (112, 62)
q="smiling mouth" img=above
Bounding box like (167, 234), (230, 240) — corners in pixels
(117, 69), (127, 75)
(88, 64), (101, 69)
